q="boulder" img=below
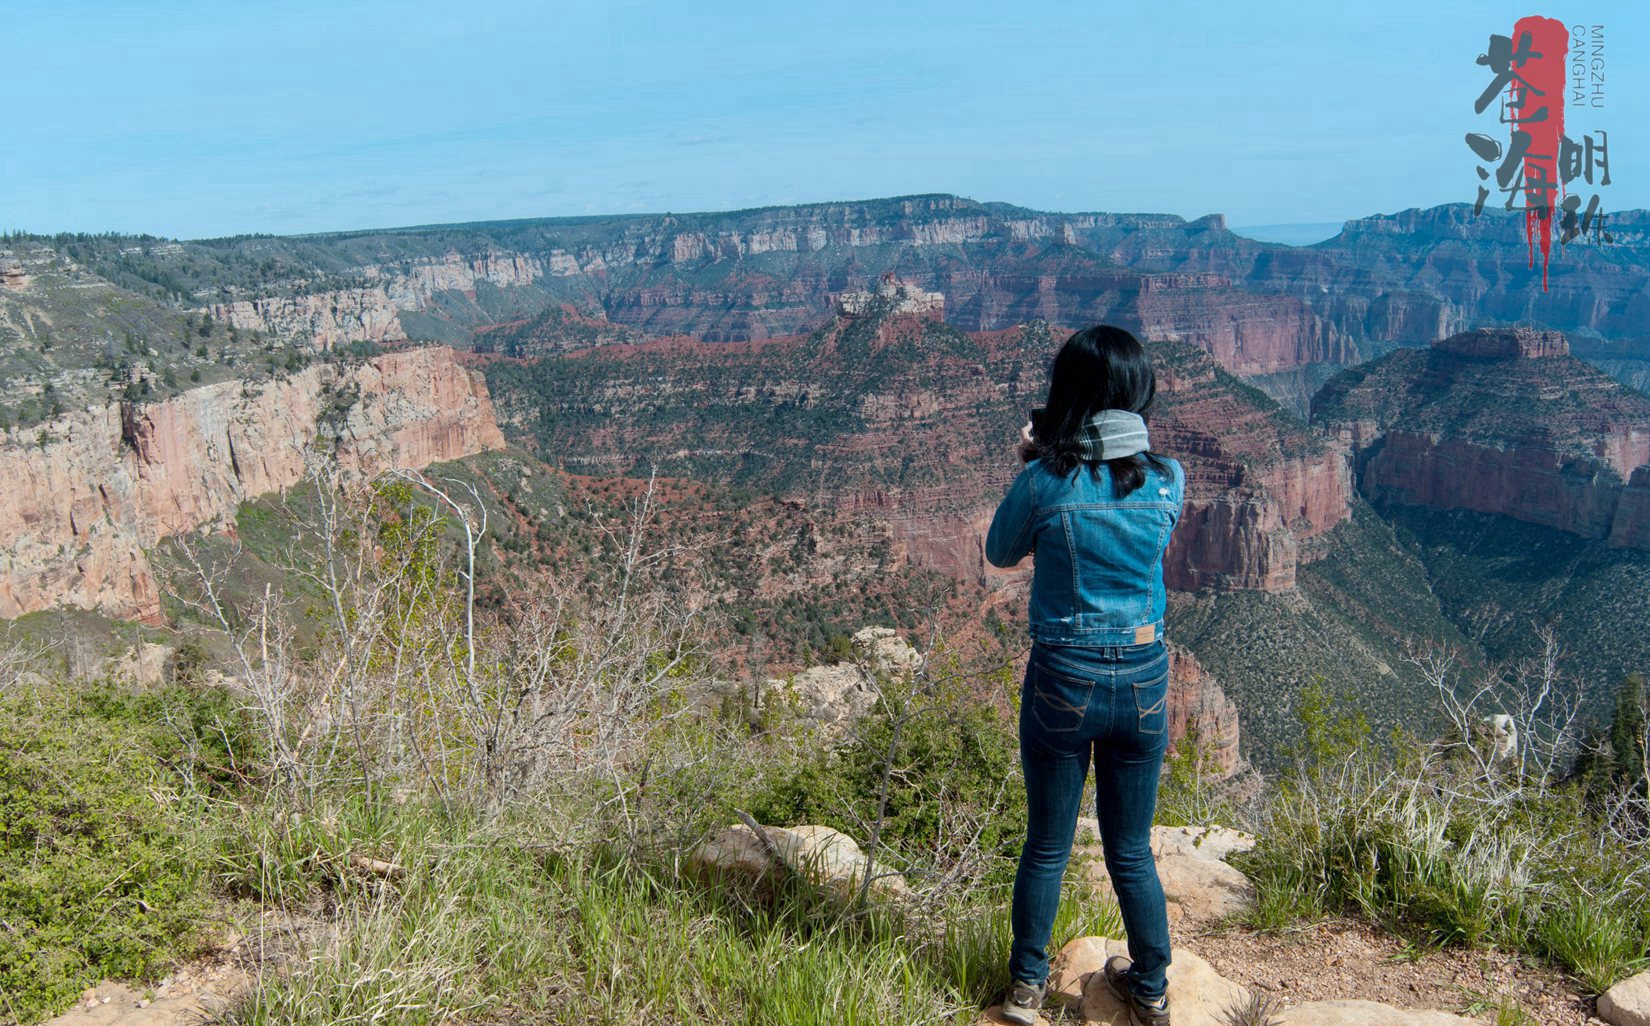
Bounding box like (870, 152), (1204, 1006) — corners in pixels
(689, 822), (910, 901)
(1051, 936), (1250, 1025)
(850, 626), (923, 679)
(1076, 820), (1258, 924)
(1155, 855), (1255, 922)
(106, 642), (171, 686)
(1601, 970), (1650, 1026)
(765, 663), (877, 731)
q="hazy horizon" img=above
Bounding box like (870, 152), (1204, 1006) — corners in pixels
(7, 193), (1613, 248)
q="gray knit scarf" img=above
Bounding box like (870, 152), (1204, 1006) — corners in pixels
(1073, 409), (1150, 461)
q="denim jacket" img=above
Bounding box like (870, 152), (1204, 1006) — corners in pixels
(985, 456), (1186, 647)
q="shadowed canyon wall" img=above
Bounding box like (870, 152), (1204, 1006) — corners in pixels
(1313, 328), (1650, 550)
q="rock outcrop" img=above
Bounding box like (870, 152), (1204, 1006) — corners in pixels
(742, 626), (923, 734)
(1164, 647), (1243, 777)
(1601, 970), (1650, 1026)
(0, 346), (504, 622)
(208, 251), (545, 349)
(1313, 328), (1650, 549)
(210, 286), (409, 350)
(0, 254), (28, 290)
(833, 273), (945, 319)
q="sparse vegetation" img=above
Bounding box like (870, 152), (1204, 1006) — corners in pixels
(4, 444), (1649, 1024)
(1236, 646), (1650, 993)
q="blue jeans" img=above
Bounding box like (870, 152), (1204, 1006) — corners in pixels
(1008, 639), (1172, 1001)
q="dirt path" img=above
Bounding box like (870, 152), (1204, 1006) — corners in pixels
(36, 944), (251, 1026)
(1187, 917), (1601, 1025)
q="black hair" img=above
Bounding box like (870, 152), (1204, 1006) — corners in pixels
(1031, 324), (1172, 497)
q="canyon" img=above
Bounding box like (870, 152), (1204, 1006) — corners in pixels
(59, 197), (1650, 393)
(1313, 327), (1650, 550)
(483, 303), (1353, 599)
(0, 346), (504, 623)
(12, 196), (1650, 769)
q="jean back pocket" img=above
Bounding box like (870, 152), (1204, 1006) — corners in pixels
(1027, 656), (1095, 733)
(1131, 668), (1169, 736)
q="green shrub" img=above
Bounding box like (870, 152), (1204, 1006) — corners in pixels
(1156, 723), (1234, 827)
(0, 681), (235, 1023)
(1538, 892), (1650, 993)
(743, 668), (1023, 890)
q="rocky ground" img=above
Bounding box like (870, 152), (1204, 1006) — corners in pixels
(978, 821), (1621, 1026)
(37, 818), (1641, 1026)
(38, 947), (251, 1026)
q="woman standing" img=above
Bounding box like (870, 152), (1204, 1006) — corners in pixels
(985, 325), (1184, 1026)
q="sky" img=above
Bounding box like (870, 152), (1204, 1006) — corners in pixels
(4, 0), (1646, 240)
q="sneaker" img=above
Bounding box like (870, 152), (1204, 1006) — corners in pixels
(1103, 955), (1170, 1026)
(999, 978), (1046, 1025)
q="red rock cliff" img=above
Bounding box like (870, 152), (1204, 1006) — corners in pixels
(1154, 343), (1352, 591)
(1167, 643), (1243, 778)
(0, 346), (505, 622)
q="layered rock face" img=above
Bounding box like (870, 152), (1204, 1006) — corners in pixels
(1135, 274), (1360, 376)
(1313, 328), (1650, 549)
(1153, 342), (1352, 591)
(485, 317), (1351, 597)
(1166, 644), (1243, 776)
(0, 346), (504, 622)
(207, 251), (546, 349)
(64, 197), (1650, 388)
